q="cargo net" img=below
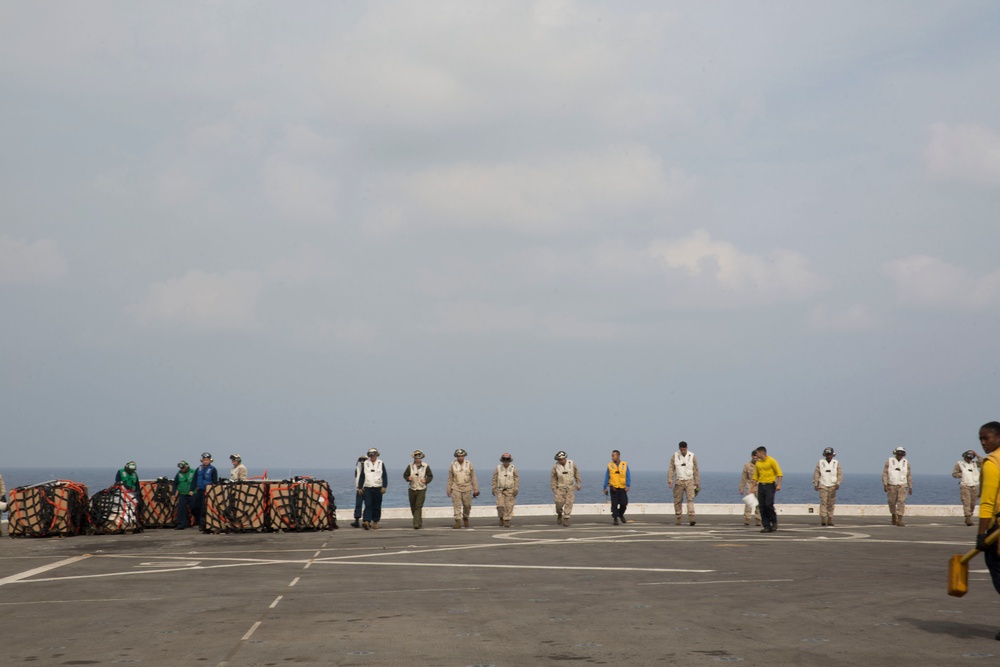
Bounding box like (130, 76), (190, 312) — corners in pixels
(8, 481), (91, 538)
(140, 478), (177, 528)
(204, 481), (269, 533)
(89, 484), (142, 534)
(269, 477), (337, 532)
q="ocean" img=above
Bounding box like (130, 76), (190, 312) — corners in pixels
(1, 467), (965, 509)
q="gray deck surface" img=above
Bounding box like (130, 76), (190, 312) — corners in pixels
(2, 514), (998, 666)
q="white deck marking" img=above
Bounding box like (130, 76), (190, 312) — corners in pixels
(316, 561), (713, 573)
(269, 595), (282, 608)
(289, 576), (300, 587)
(0, 555), (91, 586)
(639, 578), (794, 586)
(241, 621), (262, 641)
(0, 597), (164, 606)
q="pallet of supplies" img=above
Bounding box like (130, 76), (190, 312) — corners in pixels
(140, 478), (178, 528)
(268, 477), (337, 532)
(8, 480), (91, 538)
(204, 480), (269, 533)
(89, 484), (142, 534)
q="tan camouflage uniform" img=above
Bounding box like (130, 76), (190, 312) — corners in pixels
(404, 461), (433, 529)
(953, 457), (980, 525)
(882, 455), (912, 526)
(813, 457), (843, 525)
(739, 460), (761, 526)
(668, 449), (700, 525)
(551, 459), (581, 525)
(448, 460), (479, 523)
(492, 463), (519, 526)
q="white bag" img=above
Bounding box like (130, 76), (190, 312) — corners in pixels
(742, 493), (758, 509)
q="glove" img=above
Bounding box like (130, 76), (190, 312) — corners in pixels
(977, 534), (989, 552)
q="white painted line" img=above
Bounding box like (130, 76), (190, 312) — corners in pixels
(303, 562), (312, 569)
(639, 578), (794, 586)
(0, 597), (164, 606)
(13, 560), (287, 584)
(312, 550), (322, 558)
(0, 555), (91, 587)
(137, 561), (201, 568)
(318, 561), (712, 574)
(241, 621), (262, 641)
(289, 576), (300, 587)
(269, 595), (283, 609)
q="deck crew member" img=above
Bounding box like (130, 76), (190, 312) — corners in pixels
(447, 449), (479, 528)
(551, 451), (582, 527)
(954, 450), (981, 526)
(751, 446), (782, 533)
(173, 461), (195, 529)
(813, 447), (843, 526)
(115, 461), (139, 492)
(229, 454), (248, 482)
(358, 448), (387, 530)
(603, 450), (630, 525)
(492, 453), (519, 527)
(403, 450), (433, 529)
(351, 456), (366, 528)
(668, 442), (700, 526)
(193, 452), (219, 530)
(739, 450), (761, 526)
(882, 447), (913, 527)
(974, 421), (1000, 640)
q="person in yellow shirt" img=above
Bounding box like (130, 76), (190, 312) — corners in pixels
(750, 446), (783, 533)
(975, 421), (1000, 641)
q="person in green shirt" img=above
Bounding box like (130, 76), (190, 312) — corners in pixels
(750, 446), (783, 533)
(173, 461), (196, 530)
(115, 461), (139, 491)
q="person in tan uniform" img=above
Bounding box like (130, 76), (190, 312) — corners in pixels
(551, 451), (582, 527)
(813, 447), (843, 526)
(229, 454), (248, 481)
(403, 450), (433, 529)
(447, 449), (479, 528)
(739, 450), (761, 527)
(668, 441), (700, 526)
(0, 471), (6, 537)
(953, 449), (981, 526)
(882, 446), (913, 526)
(491, 453), (519, 527)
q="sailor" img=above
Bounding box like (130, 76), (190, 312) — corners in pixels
(954, 449), (981, 526)
(115, 461), (139, 492)
(229, 454), (248, 482)
(974, 421), (1000, 640)
(668, 441), (700, 526)
(882, 447), (913, 527)
(492, 453), (519, 528)
(751, 446), (783, 533)
(551, 451), (581, 527)
(447, 449), (479, 528)
(603, 449), (630, 525)
(739, 450), (761, 527)
(813, 447), (843, 526)
(193, 452), (219, 530)
(403, 450), (433, 529)
(173, 461), (195, 529)
(351, 455), (366, 528)
(358, 448), (387, 530)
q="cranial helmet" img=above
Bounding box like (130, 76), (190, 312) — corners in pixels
(201, 452), (213, 461)
(230, 454), (242, 463)
(367, 448), (380, 457)
(454, 448), (468, 457)
(555, 451), (567, 460)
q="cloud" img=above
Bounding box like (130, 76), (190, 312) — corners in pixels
(809, 304), (881, 332)
(648, 230), (827, 304)
(924, 123), (1000, 186)
(371, 145), (696, 235)
(882, 255), (1000, 308)
(0, 236), (67, 285)
(134, 270), (262, 331)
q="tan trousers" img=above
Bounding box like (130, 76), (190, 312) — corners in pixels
(887, 485), (908, 518)
(451, 488), (473, 519)
(554, 487), (575, 518)
(743, 500), (761, 524)
(960, 485), (978, 520)
(818, 486), (837, 521)
(673, 480), (696, 517)
(495, 489), (517, 521)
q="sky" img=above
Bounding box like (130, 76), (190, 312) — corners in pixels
(1, 2), (999, 475)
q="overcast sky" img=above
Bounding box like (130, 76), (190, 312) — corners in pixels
(2, 2), (998, 475)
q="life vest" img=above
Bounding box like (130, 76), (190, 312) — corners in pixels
(672, 452), (695, 481)
(817, 459), (840, 487)
(362, 459), (384, 488)
(117, 469), (138, 491)
(958, 460), (979, 487)
(607, 461), (628, 488)
(175, 470), (195, 495)
(886, 458), (909, 486)
(407, 463), (429, 491)
(553, 460), (577, 488)
(195, 465), (217, 490)
(495, 464), (517, 490)
(451, 460), (472, 487)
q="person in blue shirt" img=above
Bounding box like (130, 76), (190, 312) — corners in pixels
(192, 452), (219, 530)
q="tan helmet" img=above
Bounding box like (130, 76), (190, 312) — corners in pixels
(367, 448), (380, 457)
(412, 449), (425, 459)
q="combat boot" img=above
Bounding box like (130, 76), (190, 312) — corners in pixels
(463, 517), (470, 528)
(453, 519), (461, 529)
(503, 520), (510, 527)
(675, 516), (682, 525)
(499, 517), (504, 527)
(891, 514), (897, 526)
(562, 517), (570, 527)
(556, 514), (563, 526)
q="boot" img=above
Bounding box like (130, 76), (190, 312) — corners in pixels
(966, 516), (974, 526)
(689, 515), (696, 526)
(351, 520), (360, 528)
(897, 517), (905, 527)
(821, 520), (827, 526)
(454, 519), (462, 529)
(562, 517), (570, 527)
(463, 517), (470, 528)
(503, 520), (510, 527)
(828, 520), (834, 526)
(675, 516), (682, 526)
(499, 517), (505, 527)
(371, 522), (378, 530)
(891, 514), (897, 526)
(613, 518), (619, 525)
(362, 521), (370, 530)
(556, 514), (563, 526)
